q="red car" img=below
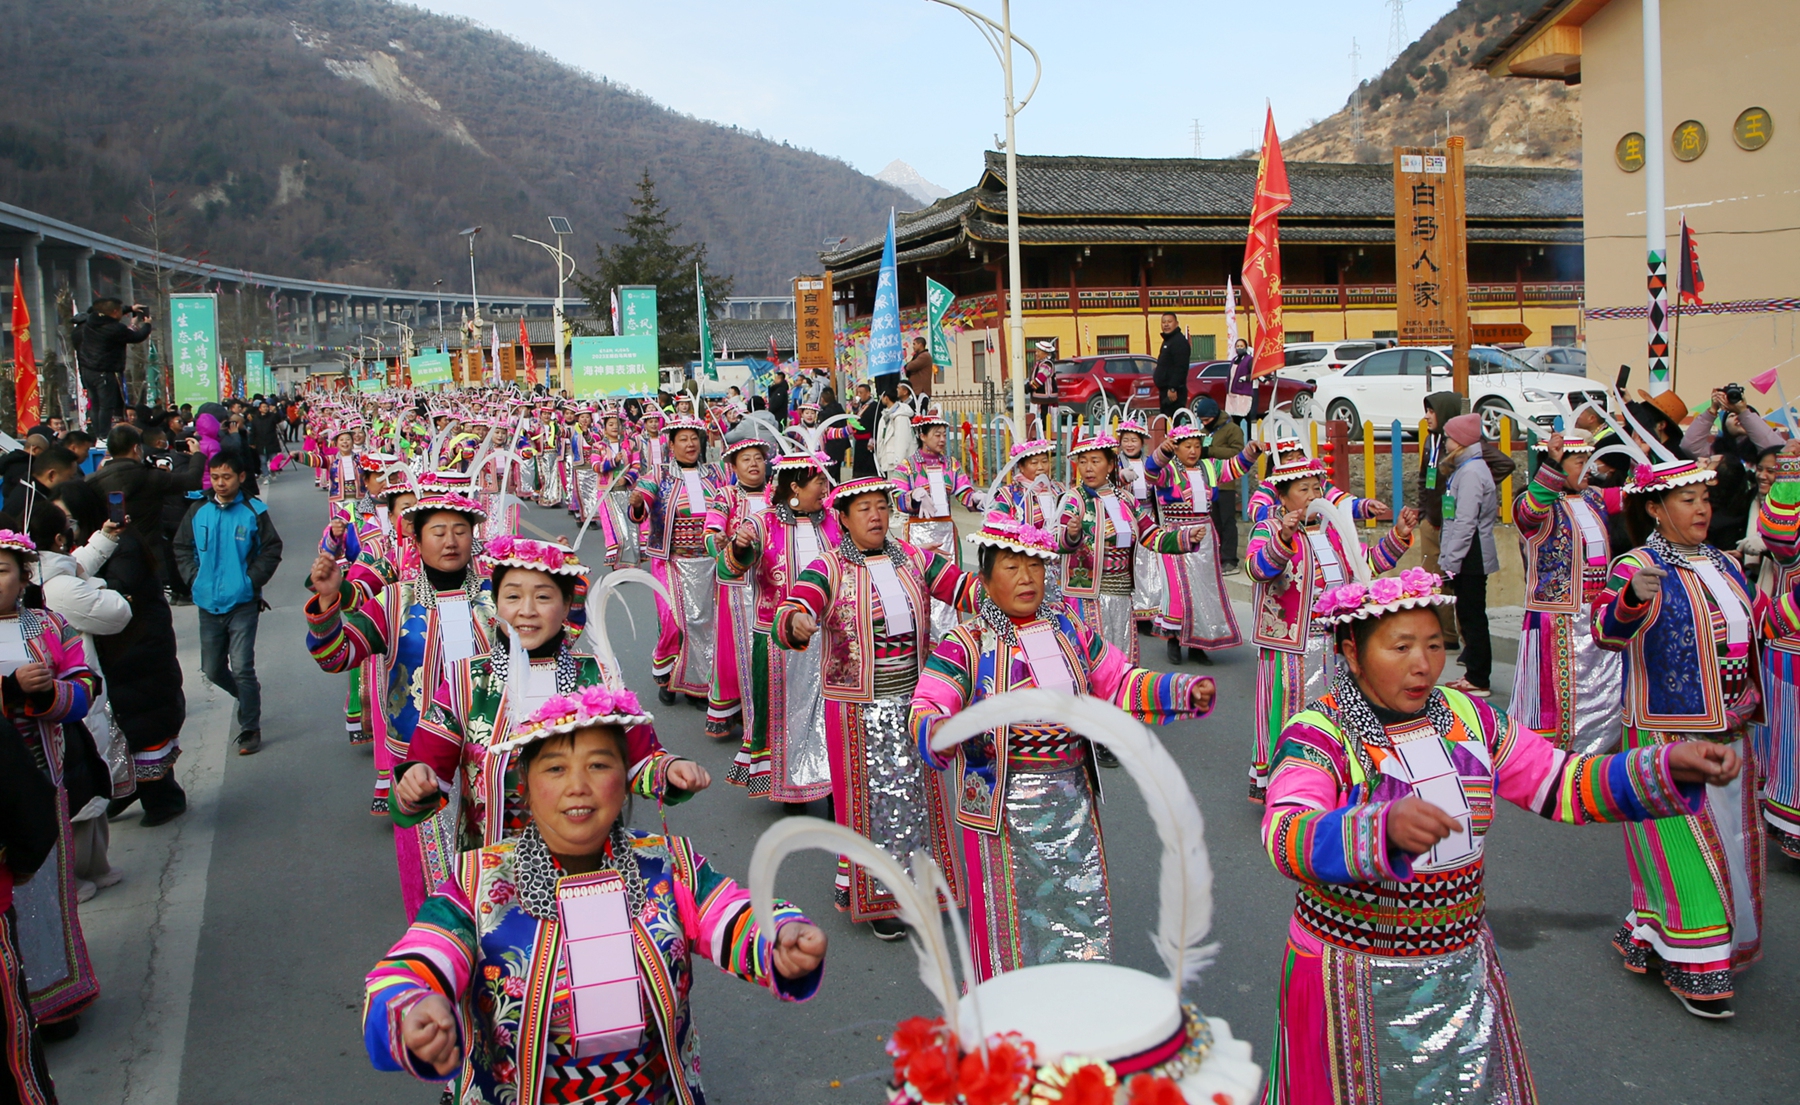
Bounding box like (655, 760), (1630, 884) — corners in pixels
(1186, 360), (1317, 420)
(1050, 354), (1161, 422)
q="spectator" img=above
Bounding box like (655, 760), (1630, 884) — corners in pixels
(46, 416), (66, 437)
(818, 386), (848, 479)
(1224, 338), (1256, 419)
(1682, 387), (1783, 549)
(1437, 413), (1498, 698)
(0, 703), (59, 1103)
(73, 298), (152, 433)
(173, 451), (283, 756)
(88, 424), (205, 550)
(1195, 396), (1244, 569)
(1154, 313), (1191, 418)
(59, 481), (188, 827)
(141, 425), (197, 605)
(250, 401), (284, 463)
(767, 371), (790, 428)
(874, 382), (917, 476)
(850, 381), (881, 478)
(904, 336), (935, 399)
(59, 431), (96, 468)
(1418, 392), (1517, 651)
(0, 434), (48, 498)
(22, 496), (131, 896)
(1027, 341), (1059, 436)
(3, 446), (82, 521)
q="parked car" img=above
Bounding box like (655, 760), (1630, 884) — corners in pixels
(1276, 339), (1396, 385)
(1187, 360), (1319, 420)
(1514, 346), (1589, 375)
(1051, 354), (1160, 422)
(1310, 345), (1609, 440)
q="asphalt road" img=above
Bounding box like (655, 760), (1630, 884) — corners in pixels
(48, 472), (1800, 1104)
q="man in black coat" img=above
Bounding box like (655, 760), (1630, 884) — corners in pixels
(1153, 312), (1191, 418)
(74, 298), (153, 434)
(850, 381), (881, 478)
(88, 425), (205, 547)
(767, 371), (790, 427)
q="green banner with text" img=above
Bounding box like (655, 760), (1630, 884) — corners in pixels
(409, 351), (454, 388)
(926, 277), (954, 370)
(570, 336), (659, 398)
(169, 294), (221, 407)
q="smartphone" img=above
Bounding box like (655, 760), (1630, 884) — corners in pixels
(107, 491), (126, 526)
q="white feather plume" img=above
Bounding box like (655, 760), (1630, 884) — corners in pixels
(580, 568), (669, 688)
(930, 690), (1218, 992)
(500, 614), (532, 726)
(1305, 496), (1372, 584)
(748, 817), (965, 1022)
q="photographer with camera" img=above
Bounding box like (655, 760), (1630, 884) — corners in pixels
(1681, 382), (1787, 547)
(74, 298), (153, 434)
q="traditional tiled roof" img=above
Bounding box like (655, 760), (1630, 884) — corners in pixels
(821, 152), (1582, 268)
(712, 317), (796, 354)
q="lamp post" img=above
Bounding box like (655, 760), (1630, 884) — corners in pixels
(923, 0), (1040, 428)
(513, 217), (576, 390)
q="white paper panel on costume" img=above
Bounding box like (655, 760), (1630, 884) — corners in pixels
(1100, 493), (1133, 548)
(1568, 499), (1607, 562)
(1185, 468), (1211, 513)
(926, 470), (949, 517)
(522, 662), (558, 715)
(438, 598), (477, 664)
(793, 522), (821, 564)
(1392, 737), (1477, 870)
(1306, 531), (1346, 585)
(0, 620), (27, 675)
(1017, 624), (1077, 694)
(679, 469), (708, 514)
(1688, 556), (1751, 646)
(866, 559), (915, 636)
(1034, 491), (1061, 527)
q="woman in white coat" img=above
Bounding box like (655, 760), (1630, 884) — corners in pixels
(874, 382), (918, 476)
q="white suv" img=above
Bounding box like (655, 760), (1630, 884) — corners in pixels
(1310, 345), (1607, 440)
(1278, 340), (1394, 385)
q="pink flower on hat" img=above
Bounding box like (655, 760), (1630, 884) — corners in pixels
(1399, 567), (1437, 593)
(1368, 577), (1404, 605)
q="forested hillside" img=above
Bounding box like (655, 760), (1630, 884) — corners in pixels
(0, 0), (915, 293)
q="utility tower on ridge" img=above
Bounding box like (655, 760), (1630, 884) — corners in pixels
(1387, 0), (1408, 64)
(1190, 119), (1205, 158)
(1349, 38), (1365, 147)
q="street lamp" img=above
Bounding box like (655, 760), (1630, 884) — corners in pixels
(923, 0), (1041, 429)
(513, 217), (576, 390)
(460, 226), (483, 387)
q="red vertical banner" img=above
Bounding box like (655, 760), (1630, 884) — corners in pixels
(1241, 105), (1292, 378)
(520, 317), (538, 386)
(10, 261), (38, 429)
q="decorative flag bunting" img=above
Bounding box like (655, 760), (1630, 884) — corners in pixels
(1241, 105), (1292, 378)
(868, 209), (902, 378)
(9, 261), (38, 430)
(1678, 215), (1705, 307)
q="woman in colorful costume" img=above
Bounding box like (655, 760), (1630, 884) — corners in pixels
(561, 406), (599, 520)
(890, 411), (986, 642)
(1510, 429), (1626, 754)
(592, 404), (642, 569)
(1059, 432), (1201, 667)
(306, 491), (498, 919)
(630, 416), (728, 707)
(363, 691), (826, 1105)
(717, 452), (840, 804)
(392, 537), (709, 852)
(993, 438), (1066, 531)
(1245, 454), (1415, 802)
(909, 513), (1215, 981)
(773, 475), (981, 938)
(0, 529), (104, 1035)
(702, 438), (772, 741)
(1594, 455), (1767, 1017)
(1246, 437), (1389, 525)
(291, 422), (360, 502)
(1114, 417), (1168, 624)
(1750, 450), (1800, 858)
(1261, 568), (1741, 1102)
(1145, 423), (1264, 664)
(533, 405), (566, 508)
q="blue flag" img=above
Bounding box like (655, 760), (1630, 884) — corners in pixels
(868, 209), (902, 378)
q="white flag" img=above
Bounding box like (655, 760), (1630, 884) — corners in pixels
(490, 321), (501, 383)
(1224, 276), (1239, 357)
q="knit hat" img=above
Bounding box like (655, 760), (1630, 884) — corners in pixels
(1444, 413), (1484, 448)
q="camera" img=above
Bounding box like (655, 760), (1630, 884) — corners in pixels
(1722, 382), (1744, 406)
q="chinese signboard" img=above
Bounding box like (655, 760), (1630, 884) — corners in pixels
(794, 275), (834, 371)
(169, 294), (220, 408)
(570, 336), (658, 399)
(617, 286), (658, 342)
(1392, 142), (1470, 387)
(925, 277), (954, 371)
(244, 349), (266, 395)
(409, 351), (453, 388)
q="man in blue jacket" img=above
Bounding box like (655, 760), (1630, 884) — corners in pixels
(174, 450), (284, 754)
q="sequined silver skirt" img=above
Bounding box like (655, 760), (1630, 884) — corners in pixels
(672, 555), (717, 691)
(781, 637), (830, 792)
(1132, 542), (1166, 616)
(978, 765), (1110, 972)
(861, 694), (932, 872)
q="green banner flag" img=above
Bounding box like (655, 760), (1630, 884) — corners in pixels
(696, 265), (714, 377)
(409, 351), (454, 388)
(926, 277), (954, 371)
(245, 349), (266, 396)
(570, 336), (659, 399)
(169, 294), (221, 407)
(618, 286), (658, 340)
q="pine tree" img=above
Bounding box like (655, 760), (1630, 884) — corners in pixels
(575, 171), (733, 361)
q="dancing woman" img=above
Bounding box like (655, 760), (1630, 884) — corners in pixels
(1261, 570), (1740, 1101)
(1594, 456), (1768, 1017)
(363, 693), (826, 1104)
(773, 476), (981, 937)
(1145, 424), (1264, 664)
(629, 416), (727, 707)
(702, 438), (772, 741)
(909, 513), (1214, 981)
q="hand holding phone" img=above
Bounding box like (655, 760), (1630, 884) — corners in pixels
(107, 491), (127, 526)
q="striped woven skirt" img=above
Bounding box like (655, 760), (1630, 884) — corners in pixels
(1252, 634), (1335, 790)
(1751, 644), (1800, 857)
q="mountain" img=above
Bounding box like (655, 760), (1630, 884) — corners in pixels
(0, 0), (916, 295)
(1282, 0), (1580, 168)
(875, 160), (952, 207)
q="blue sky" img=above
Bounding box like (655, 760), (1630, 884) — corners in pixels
(416, 0), (1460, 190)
